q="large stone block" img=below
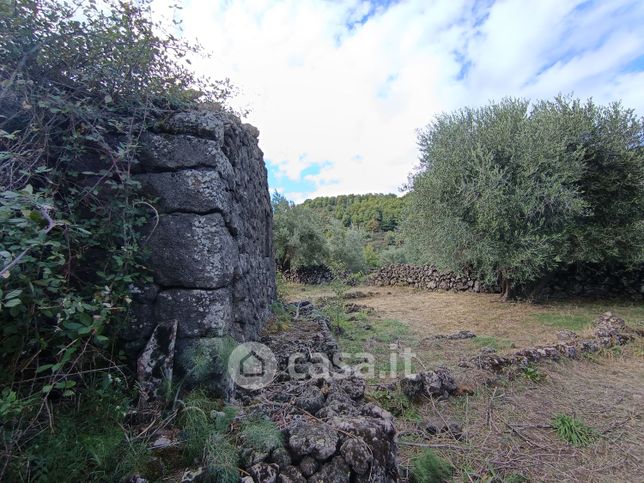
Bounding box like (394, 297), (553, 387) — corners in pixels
(144, 213), (237, 289)
(160, 111), (227, 142)
(136, 132), (231, 173)
(134, 169), (232, 214)
(155, 288), (232, 338)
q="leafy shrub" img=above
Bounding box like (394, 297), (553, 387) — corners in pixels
(409, 448), (453, 483)
(379, 245), (408, 265)
(327, 222), (367, 273)
(552, 413), (596, 447)
(0, 0), (234, 477)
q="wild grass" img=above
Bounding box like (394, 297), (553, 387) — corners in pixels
(551, 414), (597, 447)
(531, 313), (592, 331)
(369, 388), (422, 421)
(409, 448), (453, 483)
(6, 381), (153, 482)
(239, 417), (283, 453)
(471, 335), (513, 351)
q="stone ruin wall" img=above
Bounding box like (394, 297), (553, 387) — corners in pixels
(369, 264), (496, 293)
(119, 110), (276, 396)
(369, 263), (643, 299)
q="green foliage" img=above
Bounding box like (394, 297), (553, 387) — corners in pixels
(272, 192), (328, 270)
(179, 395), (283, 483)
(522, 364), (544, 383)
(180, 391), (240, 482)
(369, 387), (420, 420)
(552, 414), (596, 447)
(302, 193), (405, 232)
(6, 378), (152, 482)
(269, 301), (291, 332)
(409, 448), (453, 483)
(239, 417), (284, 453)
(379, 245), (408, 265)
(203, 433), (239, 483)
(326, 221), (367, 273)
(363, 243), (381, 268)
(405, 96), (644, 298)
(0, 0), (234, 477)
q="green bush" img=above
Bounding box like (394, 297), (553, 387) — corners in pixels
(6, 378), (151, 482)
(272, 192), (328, 271)
(240, 417), (284, 453)
(0, 0), (234, 478)
(327, 221), (367, 273)
(409, 448), (453, 483)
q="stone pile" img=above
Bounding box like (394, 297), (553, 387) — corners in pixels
(231, 302), (399, 483)
(369, 264), (496, 293)
(281, 265), (334, 285)
(120, 109), (276, 398)
(465, 312), (640, 372)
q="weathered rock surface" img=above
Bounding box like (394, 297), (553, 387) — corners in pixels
(128, 109), (275, 397)
(234, 303), (399, 482)
(400, 368), (458, 401)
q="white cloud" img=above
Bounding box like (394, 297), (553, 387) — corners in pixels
(157, 0), (644, 199)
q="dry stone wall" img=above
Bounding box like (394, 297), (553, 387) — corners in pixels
(369, 264), (497, 293)
(122, 109), (275, 397)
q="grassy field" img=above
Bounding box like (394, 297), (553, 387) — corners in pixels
(286, 282), (644, 482)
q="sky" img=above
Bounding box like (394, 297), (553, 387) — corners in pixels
(154, 0), (644, 203)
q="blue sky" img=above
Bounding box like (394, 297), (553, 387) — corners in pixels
(158, 0), (644, 202)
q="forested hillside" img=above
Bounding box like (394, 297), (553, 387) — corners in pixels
(302, 193), (405, 232)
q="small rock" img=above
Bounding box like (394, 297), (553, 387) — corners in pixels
(295, 385), (325, 414)
(248, 462), (279, 483)
(340, 438), (373, 475)
(299, 456), (319, 477)
(181, 467), (206, 483)
(288, 421), (339, 460)
(425, 418), (464, 440)
(308, 456), (351, 483)
(557, 330), (578, 341)
(277, 466), (306, 483)
(269, 447), (292, 470)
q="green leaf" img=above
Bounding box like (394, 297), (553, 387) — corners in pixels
(4, 289), (22, 300)
(4, 298), (21, 308)
(36, 364), (54, 374)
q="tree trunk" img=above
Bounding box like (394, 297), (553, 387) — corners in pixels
(500, 276), (512, 302)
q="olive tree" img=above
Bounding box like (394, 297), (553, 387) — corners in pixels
(405, 96), (643, 300)
(272, 192), (328, 271)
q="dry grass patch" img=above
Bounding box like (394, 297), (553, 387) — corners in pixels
(397, 352), (644, 482)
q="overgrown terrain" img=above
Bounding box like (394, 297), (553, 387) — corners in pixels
(286, 281), (644, 482)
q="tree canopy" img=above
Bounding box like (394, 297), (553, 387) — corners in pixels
(404, 96), (644, 299)
(302, 193), (405, 232)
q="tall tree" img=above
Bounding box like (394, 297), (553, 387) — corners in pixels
(404, 96), (643, 300)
